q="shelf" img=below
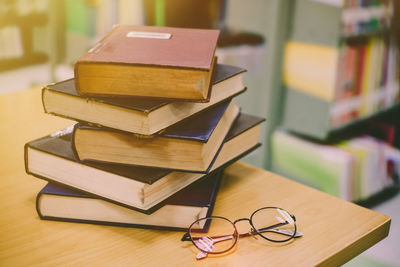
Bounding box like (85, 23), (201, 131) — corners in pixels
(275, 161), (400, 209)
(0, 9), (50, 72)
(282, 86), (400, 142)
(283, 103), (399, 145)
(0, 11), (48, 26)
(355, 184), (400, 208)
(327, 104), (400, 142)
(0, 53), (48, 72)
(341, 28), (391, 42)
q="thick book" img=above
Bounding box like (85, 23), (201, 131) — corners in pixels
(25, 113), (265, 214)
(283, 41), (339, 102)
(73, 100), (240, 172)
(36, 171), (223, 232)
(271, 129), (400, 202)
(42, 64), (246, 135)
(271, 129), (353, 201)
(74, 25), (220, 101)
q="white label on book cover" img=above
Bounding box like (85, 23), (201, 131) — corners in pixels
(126, 31), (171, 39)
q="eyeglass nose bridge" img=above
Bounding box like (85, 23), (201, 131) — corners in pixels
(233, 218), (259, 240)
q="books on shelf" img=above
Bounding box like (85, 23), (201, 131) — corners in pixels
(283, 41), (339, 101)
(282, 0), (399, 140)
(25, 113), (264, 213)
(73, 100), (240, 172)
(271, 130), (400, 202)
(271, 130), (354, 201)
(342, 0), (393, 37)
(74, 25), (220, 101)
(42, 64), (246, 135)
(284, 37), (398, 107)
(36, 171), (223, 232)
(291, 0), (393, 46)
(337, 135), (400, 199)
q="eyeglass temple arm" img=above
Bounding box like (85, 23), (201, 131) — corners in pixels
(181, 232), (236, 242)
(238, 221), (289, 238)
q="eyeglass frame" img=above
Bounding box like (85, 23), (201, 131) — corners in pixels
(181, 206), (300, 256)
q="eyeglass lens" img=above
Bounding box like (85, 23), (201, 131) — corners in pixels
(251, 207), (296, 242)
(189, 217), (237, 255)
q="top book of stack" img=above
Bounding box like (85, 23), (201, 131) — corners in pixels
(74, 25), (220, 102)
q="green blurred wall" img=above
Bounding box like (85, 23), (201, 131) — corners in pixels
(225, 0), (292, 169)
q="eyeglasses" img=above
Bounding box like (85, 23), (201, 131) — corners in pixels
(181, 207), (303, 260)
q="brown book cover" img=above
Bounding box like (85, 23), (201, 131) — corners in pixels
(75, 25), (220, 101)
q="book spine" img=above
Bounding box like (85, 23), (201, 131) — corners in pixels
(37, 213), (198, 232)
(23, 142), (30, 175)
(35, 189), (45, 219)
(71, 123), (81, 162)
(41, 85), (49, 114)
(203, 170), (223, 218)
(35, 186), (200, 232)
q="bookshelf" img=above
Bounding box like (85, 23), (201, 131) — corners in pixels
(272, 0), (400, 204)
(281, 0), (399, 140)
(0, 0), (68, 93)
(0, 1), (49, 72)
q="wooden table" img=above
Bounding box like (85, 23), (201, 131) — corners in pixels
(0, 88), (391, 266)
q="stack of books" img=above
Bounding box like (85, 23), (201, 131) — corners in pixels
(24, 25), (265, 231)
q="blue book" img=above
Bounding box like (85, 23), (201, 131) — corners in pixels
(36, 171), (223, 232)
(25, 113), (264, 214)
(73, 100), (240, 172)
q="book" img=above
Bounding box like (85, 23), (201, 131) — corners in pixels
(283, 41), (339, 102)
(42, 64), (246, 135)
(272, 129), (400, 202)
(74, 25), (220, 101)
(36, 171), (223, 232)
(73, 100), (240, 172)
(25, 113), (264, 213)
(271, 129), (354, 201)
(338, 136), (395, 200)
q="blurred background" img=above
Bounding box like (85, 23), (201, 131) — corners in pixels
(1, 0), (399, 266)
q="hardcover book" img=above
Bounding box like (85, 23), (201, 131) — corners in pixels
(42, 64), (246, 135)
(72, 100), (240, 172)
(74, 25), (220, 101)
(36, 171), (223, 232)
(25, 113), (265, 213)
